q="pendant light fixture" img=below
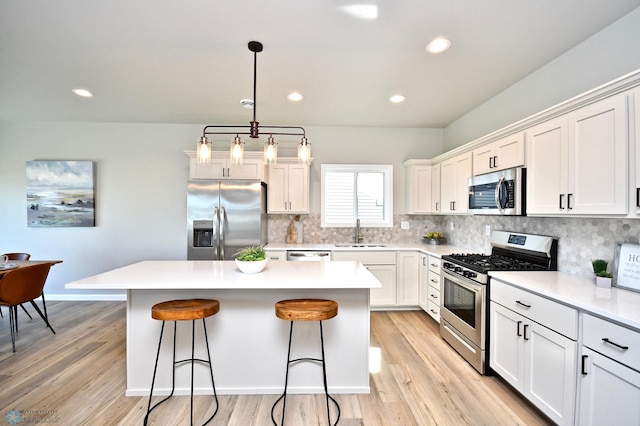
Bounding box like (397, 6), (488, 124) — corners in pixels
(197, 41), (310, 166)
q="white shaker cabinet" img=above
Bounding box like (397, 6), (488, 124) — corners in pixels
(633, 87), (640, 216)
(267, 162), (309, 214)
(396, 252), (419, 306)
(332, 251), (397, 307)
(418, 254), (430, 311)
(440, 152), (472, 214)
(578, 314), (640, 425)
(526, 94), (629, 215)
(426, 256), (441, 322)
(431, 163), (441, 213)
(472, 132), (524, 176)
(185, 151), (265, 180)
(490, 280), (577, 426)
(404, 160), (432, 214)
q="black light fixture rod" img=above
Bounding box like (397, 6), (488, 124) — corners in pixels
(248, 41), (263, 138)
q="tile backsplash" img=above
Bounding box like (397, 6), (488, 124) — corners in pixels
(268, 214), (640, 279)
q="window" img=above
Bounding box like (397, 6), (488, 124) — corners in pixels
(321, 164), (393, 227)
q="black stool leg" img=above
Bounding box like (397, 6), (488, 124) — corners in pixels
(319, 321), (340, 426)
(271, 321), (295, 425)
(144, 321), (177, 426)
(201, 318), (219, 425)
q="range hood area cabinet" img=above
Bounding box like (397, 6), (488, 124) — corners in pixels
(525, 93), (628, 216)
(472, 132), (524, 176)
(185, 150), (265, 181)
(440, 152), (472, 214)
(266, 158), (310, 214)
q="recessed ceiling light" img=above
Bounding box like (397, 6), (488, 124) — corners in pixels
(240, 99), (254, 109)
(426, 37), (452, 54)
(287, 92), (304, 102)
(72, 88), (94, 98)
(389, 94), (406, 103)
(339, 4), (378, 20)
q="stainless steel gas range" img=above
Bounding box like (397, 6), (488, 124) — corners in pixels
(439, 231), (558, 374)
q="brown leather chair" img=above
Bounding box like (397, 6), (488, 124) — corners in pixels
(1, 253), (33, 320)
(0, 263), (56, 352)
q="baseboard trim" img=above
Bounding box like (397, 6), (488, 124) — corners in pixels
(45, 294), (127, 301)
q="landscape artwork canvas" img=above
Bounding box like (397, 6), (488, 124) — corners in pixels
(26, 160), (95, 227)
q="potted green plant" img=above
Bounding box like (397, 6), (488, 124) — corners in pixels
(234, 246), (268, 274)
(423, 231), (446, 245)
(592, 259), (613, 288)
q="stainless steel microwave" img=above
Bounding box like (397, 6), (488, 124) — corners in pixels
(468, 167), (525, 215)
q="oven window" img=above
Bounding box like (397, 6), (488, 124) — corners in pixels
(443, 278), (476, 328)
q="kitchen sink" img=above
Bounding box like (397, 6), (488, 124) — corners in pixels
(334, 244), (387, 248)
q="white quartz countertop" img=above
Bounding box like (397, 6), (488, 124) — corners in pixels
(265, 242), (471, 258)
(65, 260), (382, 290)
(489, 271), (640, 331)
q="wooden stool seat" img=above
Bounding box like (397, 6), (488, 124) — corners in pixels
(151, 298), (220, 321)
(275, 299), (338, 322)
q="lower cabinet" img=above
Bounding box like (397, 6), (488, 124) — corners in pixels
(332, 251), (397, 307)
(490, 281), (577, 426)
(578, 347), (640, 425)
(263, 249), (286, 261)
(418, 254), (430, 310)
(396, 252), (419, 306)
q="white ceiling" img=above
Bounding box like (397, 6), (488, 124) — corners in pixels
(1, 1), (639, 130)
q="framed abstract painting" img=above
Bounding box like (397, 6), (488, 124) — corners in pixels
(26, 160), (96, 227)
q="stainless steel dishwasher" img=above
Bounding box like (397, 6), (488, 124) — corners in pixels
(286, 250), (332, 261)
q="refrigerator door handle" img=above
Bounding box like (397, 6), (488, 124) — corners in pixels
(220, 206), (226, 260)
(213, 206), (220, 260)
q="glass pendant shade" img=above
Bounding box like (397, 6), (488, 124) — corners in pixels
(230, 136), (244, 165)
(298, 137), (311, 165)
(264, 136), (278, 165)
(197, 136), (212, 165)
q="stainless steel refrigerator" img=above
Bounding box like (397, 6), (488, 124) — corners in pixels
(187, 180), (268, 260)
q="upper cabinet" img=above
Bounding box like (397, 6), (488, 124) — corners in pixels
(440, 152), (472, 214)
(472, 132), (525, 176)
(404, 160), (432, 214)
(431, 163), (441, 213)
(185, 151), (265, 181)
(267, 160), (310, 214)
(526, 94), (629, 216)
(633, 87), (640, 217)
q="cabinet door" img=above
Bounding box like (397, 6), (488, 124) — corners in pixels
(454, 152), (471, 213)
(229, 158), (264, 180)
(418, 254), (430, 310)
(473, 143), (495, 176)
(267, 165), (288, 213)
(431, 163), (441, 213)
(568, 94), (628, 215)
(407, 165), (432, 214)
(525, 117), (568, 215)
(578, 347), (640, 426)
(523, 321), (576, 426)
(396, 252), (419, 306)
(494, 132), (525, 171)
(368, 265), (397, 307)
(635, 87), (640, 215)
(287, 164), (309, 213)
(192, 157), (227, 179)
(490, 302), (525, 389)
(440, 158), (457, 213)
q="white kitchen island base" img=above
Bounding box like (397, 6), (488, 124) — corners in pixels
(66, 261), (379, 396)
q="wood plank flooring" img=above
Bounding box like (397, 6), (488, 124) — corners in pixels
(0, 302), (552, 425)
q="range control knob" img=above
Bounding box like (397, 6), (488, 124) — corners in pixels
(443, 262), (453, 270)
(454, 267), (462, 273)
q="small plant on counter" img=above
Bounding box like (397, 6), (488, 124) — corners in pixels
(425, 232), (444, 239)
(234, 246), (266, 262)
(591, 259), (612, 278)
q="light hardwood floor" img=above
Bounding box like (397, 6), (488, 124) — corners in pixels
(0, 302), (552, 425)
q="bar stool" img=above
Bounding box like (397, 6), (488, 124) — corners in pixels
(271, 298), (340, 426)
(144, 299), (220, 426)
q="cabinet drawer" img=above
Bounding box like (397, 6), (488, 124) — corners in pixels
(427, 300), (440, 321)
(428, 256), (441, 273)
(264, 250), (286, 261)
(332, 251), (396, 264)
(428, 272), (441, 289)
(583, 314), (640, 372)
(491, 280), (578, 340)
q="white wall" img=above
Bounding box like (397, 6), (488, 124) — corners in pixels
(443, 7), (640, 150)
(0, 122), (441, 298)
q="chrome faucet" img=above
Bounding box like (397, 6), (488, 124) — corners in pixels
(354, 218), (363, 243)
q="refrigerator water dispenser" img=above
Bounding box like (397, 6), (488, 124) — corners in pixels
(193, 220), (214, 247)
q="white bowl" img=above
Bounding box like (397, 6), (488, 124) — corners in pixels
(235, 258), (268, 274)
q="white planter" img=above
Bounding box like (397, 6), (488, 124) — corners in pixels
(595, 276), (612, 288)
(235, 258), (267, 274)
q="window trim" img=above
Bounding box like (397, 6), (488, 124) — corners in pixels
(320, 164), (393, 228)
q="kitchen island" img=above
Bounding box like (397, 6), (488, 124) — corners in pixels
(65, 260), (380, 396)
